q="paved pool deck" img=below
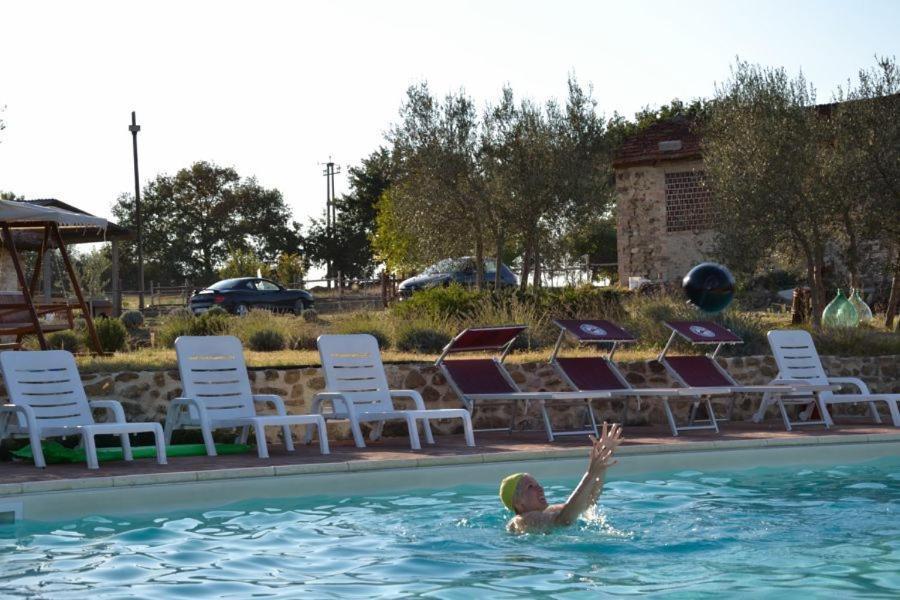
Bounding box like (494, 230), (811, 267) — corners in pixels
(2, 421), (899, 489)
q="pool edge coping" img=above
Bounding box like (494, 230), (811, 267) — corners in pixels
(3, 432), (900, 498)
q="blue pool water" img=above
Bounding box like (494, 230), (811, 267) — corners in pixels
(3, 458), (900, 598)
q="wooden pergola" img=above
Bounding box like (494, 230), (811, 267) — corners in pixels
(0, 200), (108, 353)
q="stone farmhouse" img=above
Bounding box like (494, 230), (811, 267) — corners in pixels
(612, 117), (712, 286)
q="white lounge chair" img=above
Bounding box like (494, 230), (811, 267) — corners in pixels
(0, 350), (167, 469)
(754, 329), (900, 429)
(311, 334), (475, 449)
(166, 335), (330, 457)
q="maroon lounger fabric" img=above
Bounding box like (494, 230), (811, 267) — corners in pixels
(555, 357), (628, 391)
(553, 320), (636, 343)
(446, 326), (527, 353)
(665, 356), (734, 387)
(442, 359), (517, 394)
(665, 321), (743, 344)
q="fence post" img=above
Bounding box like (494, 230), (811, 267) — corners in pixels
(381, 271), (388, 307)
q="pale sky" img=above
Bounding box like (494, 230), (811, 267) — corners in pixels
(1, 0), (898, 230)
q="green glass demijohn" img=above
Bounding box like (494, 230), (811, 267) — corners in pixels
(849, 288), (873, 324)
(822, 289), (858, 328)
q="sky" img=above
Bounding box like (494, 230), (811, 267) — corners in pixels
(1, 0), (898, 232)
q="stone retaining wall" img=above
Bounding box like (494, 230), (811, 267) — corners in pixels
(16, 354), (892, 443)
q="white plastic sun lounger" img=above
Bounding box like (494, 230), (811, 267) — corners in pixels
(0, 350), (167, 469)
(312, 334), (474, 449)
(166, 335), (330, 458)
(754, 329), (900, 430)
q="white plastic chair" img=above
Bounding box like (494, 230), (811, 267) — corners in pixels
(311, 334), (475, 449)
(756, 329), (900, 429)
(0, 350), (167, 469)
(166, 336), (329, 457)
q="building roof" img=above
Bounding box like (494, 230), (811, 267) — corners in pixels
(612, 116), (703, 168)
(23, 199), (133, 242)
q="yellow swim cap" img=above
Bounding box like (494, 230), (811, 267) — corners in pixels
(499, 473), (526, 511)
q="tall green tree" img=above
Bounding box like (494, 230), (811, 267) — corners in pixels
(112, 161), (302, 285)
(304, 148), (392, 279)
(704, 61), (834, 324)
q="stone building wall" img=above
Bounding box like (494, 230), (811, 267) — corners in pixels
(3, 356), (894, 443)
(615, 159), (715, 285)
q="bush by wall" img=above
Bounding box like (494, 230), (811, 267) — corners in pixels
(247, 328), (285, 352)
(91, 318), (128, 353)
(120, 310), (145, 329)
(46, 330), (82, 353)
(396, 326), (451, 353)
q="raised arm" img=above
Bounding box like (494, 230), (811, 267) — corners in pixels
(554, 422), (622, 526)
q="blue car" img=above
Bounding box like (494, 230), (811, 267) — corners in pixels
(398, 257), (519, 298)
(189, 277), (314, 316)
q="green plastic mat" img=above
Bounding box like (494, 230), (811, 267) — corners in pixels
(11, 441), (253, 464)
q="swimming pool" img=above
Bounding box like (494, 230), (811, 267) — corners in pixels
(3, 454), (900, 597)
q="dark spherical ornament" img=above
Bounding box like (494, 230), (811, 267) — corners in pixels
(682, 262), (735, 313)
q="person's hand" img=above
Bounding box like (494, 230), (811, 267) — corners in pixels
(588, 422), (623, 473)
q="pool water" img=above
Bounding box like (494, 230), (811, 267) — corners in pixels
(3, 458), (900, 598)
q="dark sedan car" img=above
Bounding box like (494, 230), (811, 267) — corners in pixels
(188, 278), (314, 316)
(398, 257), (519, 298)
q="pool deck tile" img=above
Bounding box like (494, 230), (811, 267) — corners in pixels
(2, 422), (900, 488)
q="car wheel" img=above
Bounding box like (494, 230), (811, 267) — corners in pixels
(235, 303), (250, 317)
(293, 299), (307, 316)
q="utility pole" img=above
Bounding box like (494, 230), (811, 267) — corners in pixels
(129, 111), (145, 310)
(322, 158), (341, 289)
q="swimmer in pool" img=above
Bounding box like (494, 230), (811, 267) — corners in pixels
(500, 422), (622, 534)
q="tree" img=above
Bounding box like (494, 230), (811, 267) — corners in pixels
(73, 247), (111, 298)
(704, 61), (834, 325)
(831, 57), (900, 326)
(219, 247), (269, 279)
(112, 161), (302, 285)
(304, 148), (391, 279)
(274, 252), (306, 287)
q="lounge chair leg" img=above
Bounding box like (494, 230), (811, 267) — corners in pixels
(406, 415), (421, 450)
(540, 400), (554, 442)
(688, 402), (699, 425)
(586, 400), (600, 438)
(84, 433), (99, 470)
(777, 399), (793, 431)
(370, 421), (385, 442)
(508, 398), (518, 434)
(705, 398), (719, 433)
(422, 418), (435, 445)
(350, 420), (366, 448)
(885, 400), (900, 427)
(29, 430), (46, 469)
(315, 418), (330, 454)
(462, 413), (475, 447)
(238, 425), (250, 445)
(120, 432), (134, 462)
(254, 423), (269, 458)
(868, 401), (882, 424)
(663, 399), (679, 437)
(818, 396), (833, 427)
(282, 425), (295, 452)
(163, 405), (179, 445)
(151, 424), (167, 465)
(201, 427), (217, 456)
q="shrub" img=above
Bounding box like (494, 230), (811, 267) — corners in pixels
(120, 310), (145, 329)
(157, 314), (194, 348)
(247, 328), (285, 352)
(206, 306), (228, 317)
(812, 327), (900, 357)
(301, 308), (319, 322)
(90, 318), (128, 353)
(46, 330), (82, 353)
(391, 284), (485, 321)
(396, 326), (451, 353)
(168, 307), (193, 319)
(333, 311), (392, 349)
(192, 311), (231, 336)
(289, 329), (319, 351)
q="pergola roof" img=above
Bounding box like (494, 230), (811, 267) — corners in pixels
(0, 199), (133, 248)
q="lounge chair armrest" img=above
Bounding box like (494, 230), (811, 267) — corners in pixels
(88, 399), (127, 423)
(0, 403), (37, 432)
(390, 389), (426, 411)
(312, 392), (354, 415)
(169, 397), (209, 420)
(827, 377), (870, 395)
(252, 394), (288, 416)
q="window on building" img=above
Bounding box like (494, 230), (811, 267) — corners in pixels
(665, 170), (714, 232)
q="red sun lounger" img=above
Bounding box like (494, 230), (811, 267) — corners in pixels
(658, 321), (822, 432)
(435, 325), (613, 441)
(550, 319), (726, 437)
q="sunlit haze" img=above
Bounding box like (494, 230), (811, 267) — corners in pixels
(1, 0), (897, 228)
